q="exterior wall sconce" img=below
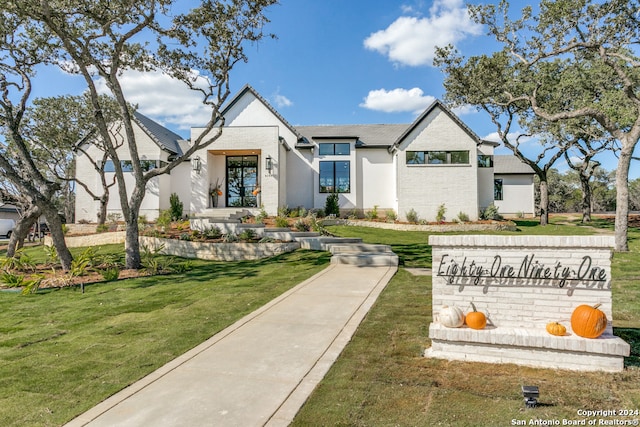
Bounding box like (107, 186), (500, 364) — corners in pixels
(265, 155), (273, 174)
(191, 156), (201, 173)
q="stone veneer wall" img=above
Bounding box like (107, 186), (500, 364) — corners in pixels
(139, 236), (300, 261)
(44, 231), (126, 248)
(426, 235), (630, 372)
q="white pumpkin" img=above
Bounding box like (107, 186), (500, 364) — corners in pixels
(438, 305), (465, 328)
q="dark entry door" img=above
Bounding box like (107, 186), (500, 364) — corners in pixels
(226, 155), (258, 207)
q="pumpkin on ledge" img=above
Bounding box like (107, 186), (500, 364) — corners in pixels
(571, 303), (608, 339)
(465, 302), (487, 330)
(438, 305), (465, 328)
(546, 322), (567, 336)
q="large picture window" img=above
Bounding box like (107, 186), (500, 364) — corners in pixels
(103, 160), (167, 172)
(320, 161), (350, 193)
(319, 143), (350, 155)
(405, 150), (470, 165)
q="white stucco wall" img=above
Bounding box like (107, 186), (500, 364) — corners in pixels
(494, 174), (535, 215)
(396, 107), (479, 222)
(169, 161), (192, 216)
(74, 121), (167, 222)
(356, 148), (395, 212)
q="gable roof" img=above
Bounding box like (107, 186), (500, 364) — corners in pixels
(133, 111), (185, 156)
(389, 100), (482, 153)
(220, 84), (303, 143)
(494, 155), (535, 174)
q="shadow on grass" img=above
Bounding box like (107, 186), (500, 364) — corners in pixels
(513, 220), (540, 228)
(614, 327), (640, 368)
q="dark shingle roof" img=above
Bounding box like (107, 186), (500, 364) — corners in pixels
(494, 155), (535, 174)
(133, 111), (185, 156)
(296, 124), (408, 148)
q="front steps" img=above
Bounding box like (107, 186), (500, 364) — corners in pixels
(191, 212), (398, 267)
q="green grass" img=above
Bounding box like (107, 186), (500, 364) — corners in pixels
(0, 246), (330, 426)
(292, 218), (640, 426)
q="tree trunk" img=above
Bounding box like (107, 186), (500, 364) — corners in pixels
(7, 205), (41, 258)
(580, 174), (592, 223)
(97, 194), (108, 225)
(40, 205), (74, 271)
(614, 143), (632, 252)
(125, 218), (141, 269)
(539, 178), (549, 226)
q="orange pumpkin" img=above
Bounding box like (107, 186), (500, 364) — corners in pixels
(571, 303), (607, 338)
(465, 302), (487, 330)
(546, 322), (567, 336)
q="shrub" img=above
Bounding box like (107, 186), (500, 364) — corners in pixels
(100, 267), (120, 282)
(406, 208), (419, 224)
(61, 224), (69, 235)
(179, 233), (192, 241)
(325, 193), (340, 217)
(169, 193), (183, 221)
(365, 205), (379, 221)
(203, 225), (222, 240)
(256, 205), (268, 224)
(222, 233), (239, 243)
(436, 204), (447, 223)
(385, 210), (397, 222)
(138, 214), (148, 227)
(275, 216), (289, 228)
(480, 204), (503, 220)
(238, 229), (257, 241)
(156, 209), (172, 230)
(96, 223), (109, 233)
(457, 211), (470, 222)
(294, 218), (310, 231)
(516, 211), (525, 219)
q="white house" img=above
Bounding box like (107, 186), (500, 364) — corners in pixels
(75, 84), (535, 223)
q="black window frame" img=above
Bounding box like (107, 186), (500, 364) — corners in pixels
(478, 154), (494, 168)
(494, 178), (504, 200)
(319, 160), (350, 193)
(319, 142), (350, 156)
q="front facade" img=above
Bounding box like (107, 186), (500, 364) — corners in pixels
(75, 85), (535, 223)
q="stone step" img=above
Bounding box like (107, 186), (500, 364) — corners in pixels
(297, 237), (363, 251)
(330, 244), (393, 254)
(263, 231), (320, 241)
(330, 252), (399, 267)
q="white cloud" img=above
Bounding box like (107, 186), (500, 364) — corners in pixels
(94, 69), (214, 132)
(360, 87), (435, 114)
(484, 132), (537, 145)
(451, 104), (477, 116)
(272, 93), (293, 108)
(364, 0), (482, 67)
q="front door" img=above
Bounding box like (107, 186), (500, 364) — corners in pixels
(226, 155), (258, 207)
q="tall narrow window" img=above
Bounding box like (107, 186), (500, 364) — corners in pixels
(494, 179), (504, 200)
(478, 155), (493, 168)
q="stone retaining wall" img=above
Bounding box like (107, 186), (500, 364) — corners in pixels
(139, 236), (300, 261)
(426, 235), (630, 372)
(44, 231), (126, 248)
(343, 219), (517, 232)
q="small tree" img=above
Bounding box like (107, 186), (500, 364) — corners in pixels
(169, 193), (183, 221)
(324, 193), (340, 217)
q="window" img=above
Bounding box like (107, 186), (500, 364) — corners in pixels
(319, 143), (350, 155)
(427, 151), (447, 164)
(405, 150), (469, 165)
(102, 160), (166, 172)
(494, 179), (503, 200)
(478, 155), (494, 168)
(406, 151), (425, 164)
(450, 151), (469, 164)
(320, 161), (350, 193)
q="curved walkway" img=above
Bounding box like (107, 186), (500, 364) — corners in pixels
(66, 263), (397, 427)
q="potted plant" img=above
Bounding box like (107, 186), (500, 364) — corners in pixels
(210, 178), (223, 207)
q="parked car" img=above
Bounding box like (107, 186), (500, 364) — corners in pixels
(0, 219), (16, 239)
(29, 222), (50, 240)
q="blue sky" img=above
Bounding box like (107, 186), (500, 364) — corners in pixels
(31, 0), (639, 179)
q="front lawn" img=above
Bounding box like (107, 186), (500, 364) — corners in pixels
(292, 216), (640, 426)
(0, 247), (330, 426)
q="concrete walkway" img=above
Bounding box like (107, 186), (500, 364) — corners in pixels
(66, 263), (397, 427)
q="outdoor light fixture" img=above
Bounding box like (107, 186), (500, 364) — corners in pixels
(522, 385), (539, 408)
(265, 155), (273, 174)
(191, 156), (201, 173)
